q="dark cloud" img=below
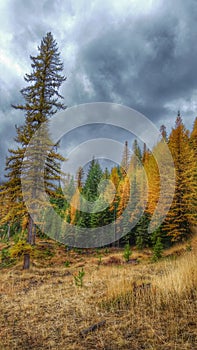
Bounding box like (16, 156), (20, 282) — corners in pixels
(1, 0), (197, 180)
(65, 1), (197, 125)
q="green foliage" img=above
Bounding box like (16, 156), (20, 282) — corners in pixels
(0, 246), (16, 268)
(0, 224), (9, 241)
(152, 237), (163, 262)
(73, 247), (83, 254)
(163, 114), (197, 240)
(132, 139), (142, 161)
(13, 230), (27, 244)
(64, 260), (71, 267)
(104, 248), (110, 254)
(135, 213), (151, 249)
(1, 247), (10, 261)
(74, 268), (85, 287)
(136, 236), (144, 250)
(33, 244), (55, 260)
(97, 254), (102, 265)
(123, 242), (132, 262)
(82, 158), (103, 201)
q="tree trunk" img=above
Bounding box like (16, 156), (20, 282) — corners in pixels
(7, 223), (10, 241)
(28, 214), (33, 244)
(28, 215), (36, 245)
(25, 215), (36, 270)
(23, 253), (30, 270)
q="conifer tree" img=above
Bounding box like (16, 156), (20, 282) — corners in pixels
(121, 141), (130, 176)
(122, 144), (147, 246)
(82, 159), (103, 202)
(108, 167), (121, 245)
(132, 139), (142, 162)
(0, 32), (66, 267)
(190, 117), (197, 156)
(189, 117), (197, 228)
(144, 148), (160, 217)
(163, 113), (197, 241)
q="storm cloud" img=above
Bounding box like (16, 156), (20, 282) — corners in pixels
(1, 0), (197, 180)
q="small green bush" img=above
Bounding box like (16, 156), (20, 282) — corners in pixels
(0, 246), (16, 268)
(123, 243), (132, 262)
(152, 237), (163, 262)
(64, 260), (71, 267)
(74, 268), (85, 287)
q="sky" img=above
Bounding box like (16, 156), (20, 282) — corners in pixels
(1, 0), (197, 180)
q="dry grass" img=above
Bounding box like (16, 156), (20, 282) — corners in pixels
(0, 245), (196, 349)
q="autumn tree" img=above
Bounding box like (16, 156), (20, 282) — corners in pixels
(163, 113), (197, 241)
(190, 117), (197, 156)
(0, 32), (66, 268)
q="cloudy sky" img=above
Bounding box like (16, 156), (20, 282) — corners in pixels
(1, 0), (197, 180)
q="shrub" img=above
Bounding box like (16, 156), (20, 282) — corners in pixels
(0, 246), (16, 268)
(74, 268), (85, 287)
(152, 237), (163, 261)
(64, 260), (71, 267)
(123, 242), (132, 262)
(9, 240), (33, 258)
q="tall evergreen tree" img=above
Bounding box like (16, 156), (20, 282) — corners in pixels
(190, 117), (197, 156)
(163, 113), (197, 241)
(0, 32), (66, 267)
(189, 117), (197, 228)
(82, 159), (103, 202)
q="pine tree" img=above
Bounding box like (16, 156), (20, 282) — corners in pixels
(120, 141), (148, 246)
(121, 141), (130, 176)
(189, 117), (197, 230)
(152, 236), (163, 261)
(190, 117), (197, 156)
(82, 159), (103, 202)
(144, 147), (160, 218)
(108, 166), (121, 246)
(163, 113), (197, 241)
(135, 212), (151, 249)
(0, 32), (66, 268)
(90, 197), (109, 228)
(132, 139), (142, 162)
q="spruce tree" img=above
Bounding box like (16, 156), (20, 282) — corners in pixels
(0, 32), (66, 267)
(163, 113), (197, 241)
(82, 159), (103, 202)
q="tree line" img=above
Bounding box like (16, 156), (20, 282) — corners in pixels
(53, 115), (197, 250)
(0, 32), (197, 266)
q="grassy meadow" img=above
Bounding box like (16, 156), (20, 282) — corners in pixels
(0, 238), (196, 350)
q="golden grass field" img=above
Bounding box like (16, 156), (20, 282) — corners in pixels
(0, 240), (196, 350)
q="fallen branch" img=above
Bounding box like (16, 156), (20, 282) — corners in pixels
(80, 320), (106, 337)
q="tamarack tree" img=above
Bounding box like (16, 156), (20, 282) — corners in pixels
(0, 32), (66, 268)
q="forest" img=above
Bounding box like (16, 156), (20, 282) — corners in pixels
(0, 32), (196, 258)
(0, 31), (197, 350)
